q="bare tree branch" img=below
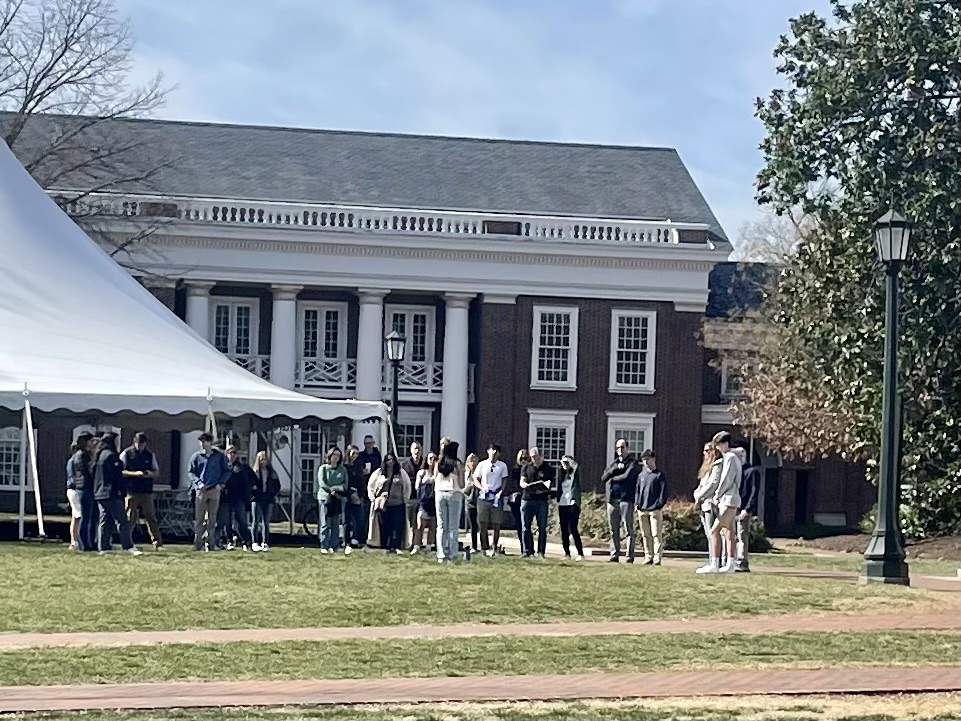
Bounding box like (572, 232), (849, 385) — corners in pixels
(0, 0), (173, 261)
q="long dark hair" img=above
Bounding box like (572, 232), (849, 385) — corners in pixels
(98, 433), (118, 455)
(325, 446), (343, 466)
(380, 452), (399, 477)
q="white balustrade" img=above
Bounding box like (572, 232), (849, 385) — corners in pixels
(227, 353), (271, 380)
(294, 358), (475, 397)
(59, 193), (704, 245)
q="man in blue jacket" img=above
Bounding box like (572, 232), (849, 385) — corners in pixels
(187, 433), (232, 551)
(636, 449), (668, 565)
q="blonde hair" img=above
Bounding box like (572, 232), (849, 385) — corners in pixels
(252, 449), (271, 473)
(515, 448), (529, 466)
(697, 443), (721, 479)
(464, 453), (480, 475)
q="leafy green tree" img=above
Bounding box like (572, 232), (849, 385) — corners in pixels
(733, 0), (961, 537)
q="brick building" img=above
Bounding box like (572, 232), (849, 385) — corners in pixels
(2, 115), (871, 531)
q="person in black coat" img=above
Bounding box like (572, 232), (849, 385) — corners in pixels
(600, 438), (640, 563)
(93, 433), (140, 555)
(223, 445), (256, 550)
(734, 445), (761, 572)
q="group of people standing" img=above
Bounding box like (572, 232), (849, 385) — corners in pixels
(67, 427), (759, 569)
(65, 430), (283, 554)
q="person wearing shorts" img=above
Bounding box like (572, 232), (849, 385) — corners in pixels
(473, 443), (509, 557)
(410, 452), (437, 554)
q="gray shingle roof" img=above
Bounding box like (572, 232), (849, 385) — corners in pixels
(4, 113), (727, 240)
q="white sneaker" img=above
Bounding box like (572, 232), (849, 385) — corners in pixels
(410, 545), (421, 555)
(225, 543), (235, 551)
(344, 546), (353, 555)
(126, 547), (143, 556)
(320, 548), (331, 555)
(575, 554), (585, 561)
(485, 549), (496, 558)
(695, 561), (719, 574)
(260, 544), (269, 552)
(242, 545), (250, 552)
(251, 543), (262, 552)
(720, 559), (737, 574)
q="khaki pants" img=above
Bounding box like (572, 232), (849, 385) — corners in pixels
(638, 509), (663, 563)
(126, 492), (162, 546)
(194, 486), (222, 550)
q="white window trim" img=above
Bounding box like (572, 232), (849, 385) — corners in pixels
(210, 297), (260, 355)
(720, 356), (750, 400)
(608, 309), (657, 394)
(527, 408), (577, 460)
(385, 304), (437, 363)
(297, 301), (349, 360)
(397, 407), (434, 453)
(530, 305), (579, 391)
(605, 412), (656, 457)
(0, 426), (37, 492)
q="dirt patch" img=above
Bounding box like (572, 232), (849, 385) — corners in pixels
(783, 534), (960, 560)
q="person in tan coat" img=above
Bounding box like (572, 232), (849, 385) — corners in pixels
(367, 452), (412, 552)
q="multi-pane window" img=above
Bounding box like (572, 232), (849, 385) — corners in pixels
(395, 424), (427, 456)
(212, 300), (256, 356)
(0, 428), (21, 488)
(528, 410), (576, 466)
(301, 306), (344, 360)
(531, 306), (579, 389)
(606, 413), (656, 458)
(721, 357), (752, 399)
(389, 307), (432, 363)
(609, 310), (656, 392)
(298, 426), (324, 497)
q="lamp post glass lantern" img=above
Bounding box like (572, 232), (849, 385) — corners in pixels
(860, 209), (913, 586)
(385, 331), (407, 452)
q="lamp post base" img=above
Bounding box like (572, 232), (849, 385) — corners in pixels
(859, 533), (910, 586)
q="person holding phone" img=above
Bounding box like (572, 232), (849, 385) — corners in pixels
(519, 447), (555, 558)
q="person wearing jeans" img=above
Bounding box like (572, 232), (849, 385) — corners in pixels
(342, 445), (366, 552)
(223, 446), (255, 550)
(251, 450), (280, 551)
(520, 447), (555, 558)
(188, 433), (231, 552)
(556, 455), (584, 560)
(434, 441), (465, 562)
(601, 439), (640, 563)
(92, 433), (140, 555)
(317, 447), (349, 553)
(636, 449), (667, 565)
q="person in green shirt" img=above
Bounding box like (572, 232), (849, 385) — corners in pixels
(317, 447), (348, 553)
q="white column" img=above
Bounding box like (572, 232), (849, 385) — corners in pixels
(269, 285), (302, 390)
(181, 281), (215, 486)
(184, 281), (215, 342)
(440, 293), (474, 446)
(353, 288), (388, 445)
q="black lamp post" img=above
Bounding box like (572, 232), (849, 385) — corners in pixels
(860, 209), (912, 586)
(385, 331), (407, 445)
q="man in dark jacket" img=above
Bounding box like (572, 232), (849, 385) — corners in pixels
(601, 438), (640, 563)
(121, 432), (163, 550)
(636, 449), (668, 565)
(222, 445), (255, 550)
(400, 441), (423, 544)
(735, 445), (761, 572)
(93, 433), (141, 555)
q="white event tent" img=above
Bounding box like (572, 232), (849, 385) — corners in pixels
(0, 141), (388, 536)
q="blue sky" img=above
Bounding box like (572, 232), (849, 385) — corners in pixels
(125, 0), (831, 243)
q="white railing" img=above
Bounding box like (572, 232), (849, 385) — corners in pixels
(58, 192), (707, 245)
(227, 353), (270, 380)
(295, 358), (475, 398)
(296, 359), (357, 391)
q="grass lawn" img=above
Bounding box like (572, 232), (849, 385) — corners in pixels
(3, 694), (959, 721)
(750, 552), (960, 577)
(0, 545), (953, 634)
(0, 631), (954, 686)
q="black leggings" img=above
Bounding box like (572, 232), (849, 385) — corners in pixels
(558, 504), (584, 557)
(466, 504), (479, 550)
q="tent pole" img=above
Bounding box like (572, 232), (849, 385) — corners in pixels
(24, 400), (45, 538)
(18, 403), (27, 540)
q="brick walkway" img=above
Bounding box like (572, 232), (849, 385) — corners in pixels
(1, 666), (957, 712)
(0, 611), (955, 651)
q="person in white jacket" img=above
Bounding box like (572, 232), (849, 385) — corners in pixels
(696, 431), (742, 574)
(693, 443), (723, 562)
